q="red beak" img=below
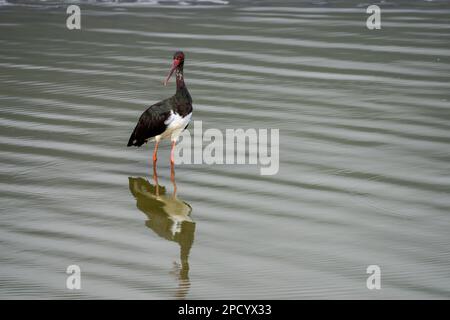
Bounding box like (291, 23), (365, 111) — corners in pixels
(164, 59), (180, 86)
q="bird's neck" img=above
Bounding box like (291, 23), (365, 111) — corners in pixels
(174, 67), (192, 104)
(175, 68), (186, 92)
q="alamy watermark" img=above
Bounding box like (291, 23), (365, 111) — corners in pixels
(366, 5), (381, 30)
(175, 121), (279, 176)
(66, 265), (81, 290)
(66, 5), (81, 30)
(366, 265), (381, 290)
(66, 5), (381, 31)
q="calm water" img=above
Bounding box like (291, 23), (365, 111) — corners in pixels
(1, 0), (450, 299)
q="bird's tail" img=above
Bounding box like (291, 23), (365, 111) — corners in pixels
(127, 128), (143, 147)
(127, 130), (135, 147)
(127, 126), (148, 147)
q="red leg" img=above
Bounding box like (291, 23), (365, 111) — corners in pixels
(170, 140), (177, 196)
(152, 140), (159, 165)
(170, 140), (176, 165)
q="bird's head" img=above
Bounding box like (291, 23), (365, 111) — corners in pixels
(164, 51), (185, 86)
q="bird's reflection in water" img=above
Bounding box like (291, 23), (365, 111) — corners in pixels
(128, 168), (195, 299)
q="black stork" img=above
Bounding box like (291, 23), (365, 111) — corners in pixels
(127, 51), (192, 171)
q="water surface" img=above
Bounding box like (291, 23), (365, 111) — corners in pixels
(0, 0), (450, 299)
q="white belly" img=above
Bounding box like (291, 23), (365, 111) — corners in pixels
(155, 111), (192, 142)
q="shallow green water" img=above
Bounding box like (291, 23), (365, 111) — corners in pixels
(1, 0), (450, 299)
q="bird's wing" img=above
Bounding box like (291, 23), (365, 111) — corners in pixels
(127, 100), (172, 147)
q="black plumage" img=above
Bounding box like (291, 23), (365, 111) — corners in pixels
(127, 101), (171, 147)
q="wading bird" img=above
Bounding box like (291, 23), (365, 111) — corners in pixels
(127, 51), (192, 172)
